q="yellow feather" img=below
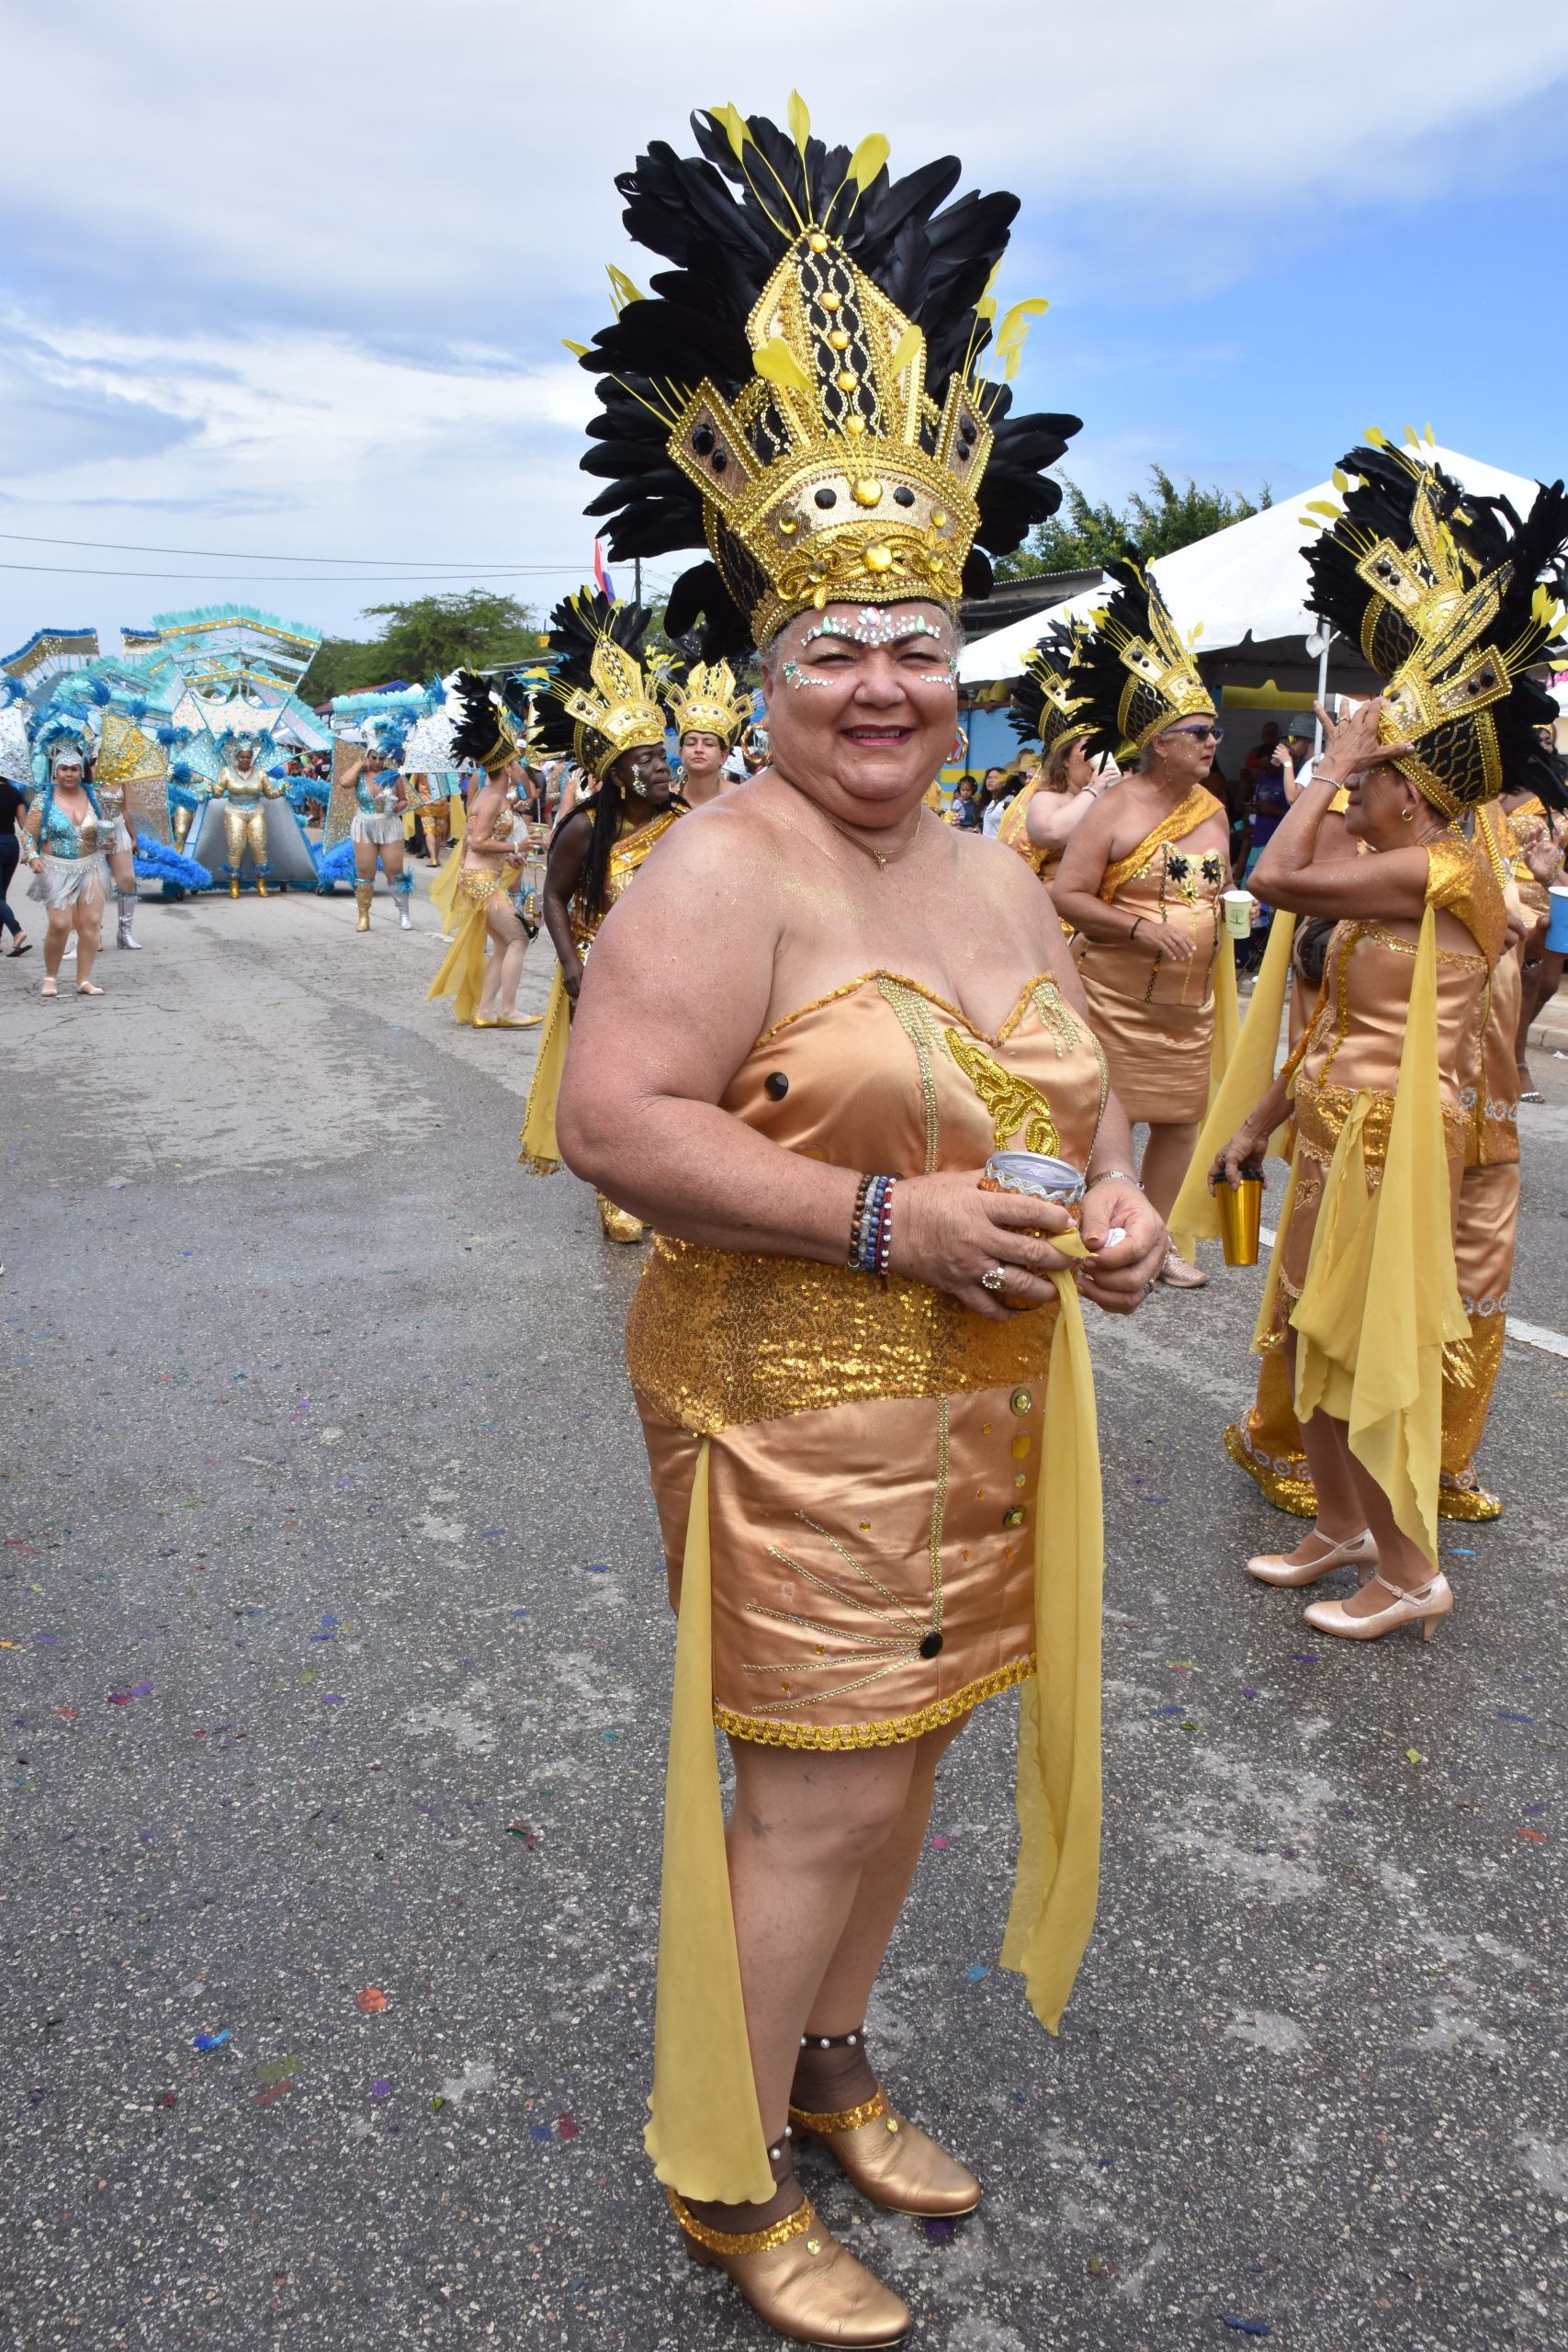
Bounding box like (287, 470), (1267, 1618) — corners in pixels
(754, 337), (816, 399)
(994, 297), (1050, 353)
(1424, 421), (1435, 446)
(787, 91), (811, 156)
(847, 133), (890, 191)
(1365, 424), (1388, 447)
(1331, 467), (1349, 492)
(1305, 500), (1342, 519)
(887, 322), (923, 379)
(1403, 423), (1420, 447)
(709, 102), (750, 159)
(606, 265), (647, 311)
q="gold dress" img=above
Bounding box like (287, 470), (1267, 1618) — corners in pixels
(1242, 834), (1506, 1554)
(1072, 786), (1228, 1122)
(629, 970), (1109, 1746)
(632, 968), (1112, 2205)
(997, 778), (1054, 879)
(1229, 825), (1516, 1521)
(519, 805), (682, 1171)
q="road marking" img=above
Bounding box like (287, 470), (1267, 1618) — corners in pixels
(1256, 1227), (1568, 1360)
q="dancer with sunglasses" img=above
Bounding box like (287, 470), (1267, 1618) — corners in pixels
(1053, 562), (1234, 1285)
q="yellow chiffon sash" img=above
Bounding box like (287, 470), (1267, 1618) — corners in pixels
(518, 967), (571, 1172)
(1289, 909), (1469, 1566)
(1168, 910), (1295, 1260)
(428, 848), (465, 934)
(1000, 1244), (1104, 2031)
(645, 1243), (1106, 2199)
(644, 1442), (774, 2204)
(425, 888), (489, 1025)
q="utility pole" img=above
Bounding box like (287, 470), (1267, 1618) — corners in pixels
(634, 556), (643, 608)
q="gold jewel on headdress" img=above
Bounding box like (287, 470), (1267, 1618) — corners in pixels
(1304, 426), (1568, 816)
(665, 660), (752, 746)
(1080, 559), (1214, 761)
(545, 592), (669, 781)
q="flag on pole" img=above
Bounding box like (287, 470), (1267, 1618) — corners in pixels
(592, 539), (616, 602)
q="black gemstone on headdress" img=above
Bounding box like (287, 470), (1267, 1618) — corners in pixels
(894, 487), (916, 507)
(692, 424), (715, 455)
(764, 1071), (789, 1100)
(815, 488), (838, 509)
(957, 445), (971, 463)
(919, 1630), (943, 1659)
(711, 448), (728, 473)
(958, 422), (976, 447)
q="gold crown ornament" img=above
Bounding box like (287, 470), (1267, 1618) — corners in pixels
(532, 591), (670, 782)
(1010, 617), (1093, 762)
(1077, 559), (1215, 761)
(665, 660), (752, 746)
(575, 98), (1079, 656)
(1305, 430), (1568, 816)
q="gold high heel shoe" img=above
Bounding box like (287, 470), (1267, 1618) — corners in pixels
(669, 2191), (909, 2347)
(1245, 1527), (1377, 1589)
(1303, 1568), (1452, 1643)
(789, 2089), (979, 2218)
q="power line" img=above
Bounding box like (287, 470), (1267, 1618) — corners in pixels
(0, 559), (671, 585)
(0, 529), (575, 567)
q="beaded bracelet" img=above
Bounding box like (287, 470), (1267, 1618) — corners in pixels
(849, 1173), (896, 1273)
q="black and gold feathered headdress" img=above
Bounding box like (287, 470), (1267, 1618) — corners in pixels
(529, 591), (670, 782)
(1077, 558), (1215, 762)
(446, 671), (523, 775)
(575, 96), (1080, 656)
(665, 658), (752, 746)
(1304, 432), (1568, 816)
(1010, 617), (1093, 761)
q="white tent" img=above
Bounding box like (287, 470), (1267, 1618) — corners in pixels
(957, 445), (1546, 685)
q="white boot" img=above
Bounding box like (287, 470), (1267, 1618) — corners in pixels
(117, 892), (142, 949)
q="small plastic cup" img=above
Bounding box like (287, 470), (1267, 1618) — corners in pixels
(1217, 1172), (1264, 1266)
(1223, 888), (1256, 939)
(981, 1151), (1086, 1213)
(1547, 885), (1568, 954)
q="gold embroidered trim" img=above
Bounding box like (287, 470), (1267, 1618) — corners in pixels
(876, 976), (942, 1172)
(1098, 786), (1224, 901)
(789, 2090), (889, 2134)
(754, 968), (1054, 1050)
(942, 1025), (1062, 1154)
(667, 2188), (816, 2256)
(929, 1396), (950, 1637)
(1224, 1419), (1315, 1518)
(716, 1653), (1034, 1750)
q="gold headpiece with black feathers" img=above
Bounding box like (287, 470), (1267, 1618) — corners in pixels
(1077, 559), (1214, 762)
(529, 591), (670, 782)
(575, 96), (1079, 656)
(1010, 617), (1093, 762)
(665, 659), (752, 747)
(1304, 430), (1568, 816)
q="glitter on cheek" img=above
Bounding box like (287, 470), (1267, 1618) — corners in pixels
(783, 661), (834, 690)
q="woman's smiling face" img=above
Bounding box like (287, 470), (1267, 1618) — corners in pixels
(761, 600), (958, 825)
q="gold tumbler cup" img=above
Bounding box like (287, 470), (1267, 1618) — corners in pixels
(1217, 1173), (1263, 1267)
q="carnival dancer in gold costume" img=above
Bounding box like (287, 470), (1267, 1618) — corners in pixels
(519, 591), (682, 1244)
(554, 98), (1163, 2346)
(998, 619), (1105, 894)
(1221, 447), (1568, 1525)
(1053, 562), (1234, 1285)
(668, 659), (752, 807)
(1211, 441), (1567, 1641)
(188, 728), (317, 898)
(426, 673), (535, 1028)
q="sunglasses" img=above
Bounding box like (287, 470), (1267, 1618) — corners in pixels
(1168, 725), (1223, 745)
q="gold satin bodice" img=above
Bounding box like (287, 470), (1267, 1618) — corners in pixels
(567, 804), (682, 956)
(997, 777), (1053, 880)
(1075, 786), (1227, 1010)
(1293, 832), (1506, 1169)
(626, 969), (1110, 1436)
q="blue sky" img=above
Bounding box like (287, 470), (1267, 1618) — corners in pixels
(2, 0), (1565, 658)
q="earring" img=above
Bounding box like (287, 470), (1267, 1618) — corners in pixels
(1400, 806), (1414, 821)
(950, 729), (969, 764)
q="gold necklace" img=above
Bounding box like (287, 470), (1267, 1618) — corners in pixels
(783, 776), (925, 872)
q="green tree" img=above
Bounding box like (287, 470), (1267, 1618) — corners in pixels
(297, 590), (547, 701)
(994, 467), (1272, 580)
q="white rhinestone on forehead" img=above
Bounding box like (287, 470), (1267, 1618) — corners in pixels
(799, 607), (952, 652)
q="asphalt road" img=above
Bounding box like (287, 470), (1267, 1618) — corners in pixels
(4, 877), (1566, 2352)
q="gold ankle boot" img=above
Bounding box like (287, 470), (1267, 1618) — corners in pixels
(669, 2191), (908, 2346)
(228, 875), (241, 899)
(355, 880), (373, 932)
(790, 2089), (980, 2218)
(255, 875), (270, 898)
(597, 1192), (646, 1244)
